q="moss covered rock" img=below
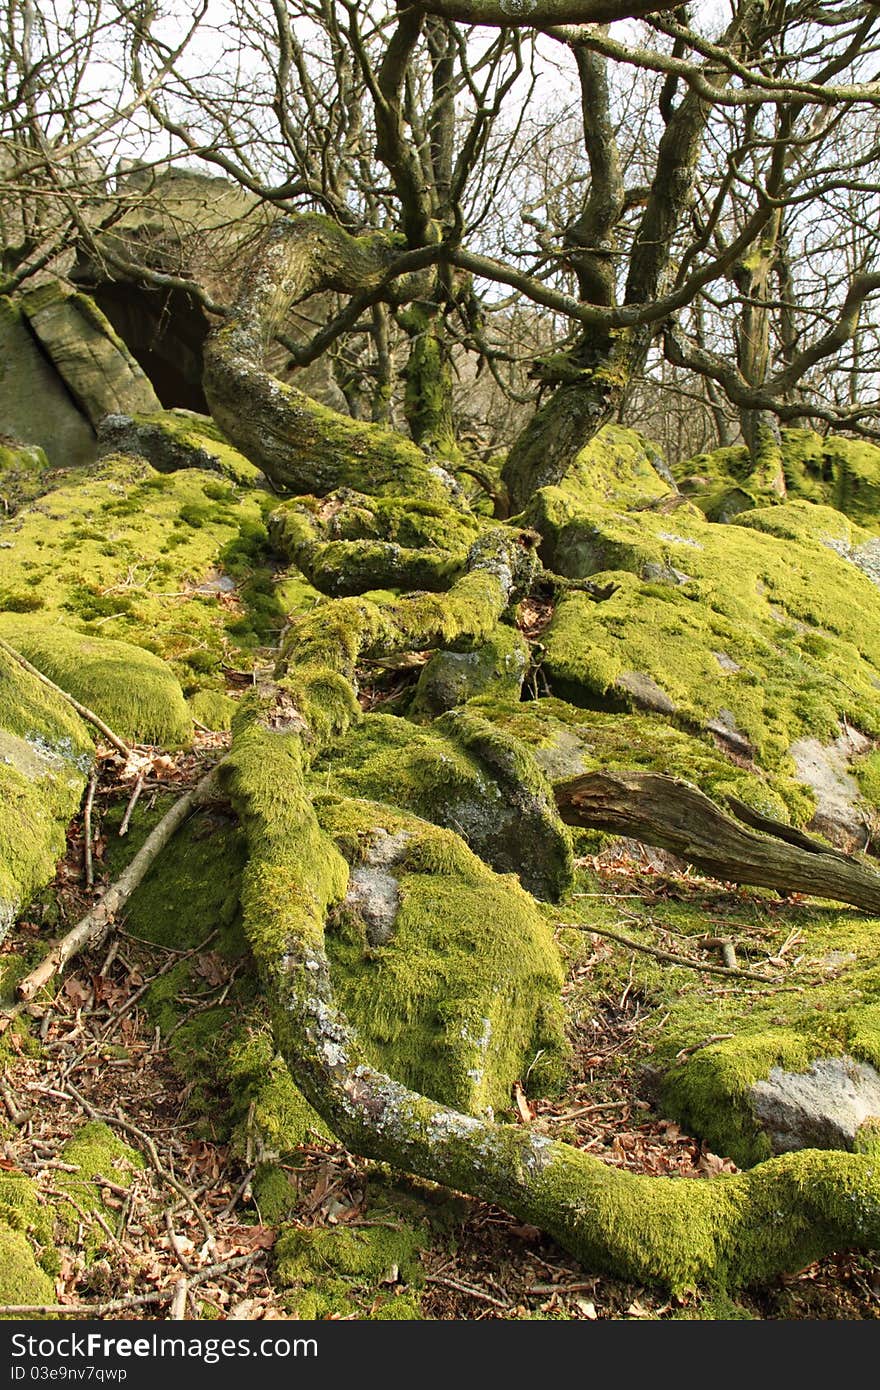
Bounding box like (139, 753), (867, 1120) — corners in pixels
(97, 410), (265, 488)
(533, 487), (880, 798)
(410, 624), (529, 719)
(0, 617), (193, 747)
(0, 452), (287, 696)
(274, 1202), (426, 1319)
(316, 795), (567, 1114)
(676, 428), (880, 530)
(0, 645), (92, 941)
(313, 708), (573, 900)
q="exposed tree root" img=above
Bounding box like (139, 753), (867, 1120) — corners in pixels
(554, 768), (880, 914)
(224, 714), (880, 1291)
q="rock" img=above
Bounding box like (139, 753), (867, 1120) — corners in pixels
(616, 670), (677, 715)
(749, 1055), (880, 1153)
(789, 725), (872, 849)
(96, 409), (264, 487)
(313, 708), (573, 901)
(410, 625), (529, 719)
(20, 282), (160, 426)
(320, 797), (567, 1115)
(706, 708), (754, 758)
(343, 828), (411, 946)
(0, 296), (95, 469)
(0, 645), (93, 943)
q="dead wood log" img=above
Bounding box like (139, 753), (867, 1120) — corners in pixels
(554, 768), (880, 914)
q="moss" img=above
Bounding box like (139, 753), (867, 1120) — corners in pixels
(273, 1202), (426, 1319)
(315, 794), (567, 1114)
(0, 616), (193, 747)
(676, 429), (880, 531)
(55, 1122), (145, 1247)
(189, 688), (237, 731)
(0, 439), (54, 512)
(559, 862), (880, 1166)
(536, 493), (880, 776)
(471, 695), (812, 823)
(99, 409), (266, 488)
(270, 491), (482, 598)
(0, 646), (92, 936)
(0, 453), (287, 694)
(409, 624), (530, 719)
(312, 708), (573, 900)
(0, 1229), (56, 1311)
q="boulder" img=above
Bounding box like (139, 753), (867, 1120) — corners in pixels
(749, 1055), (880, 1153)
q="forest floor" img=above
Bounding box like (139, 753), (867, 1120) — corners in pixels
(2, 742), (879, 1323)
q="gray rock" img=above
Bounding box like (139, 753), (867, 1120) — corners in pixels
(789, 725), (872, 850)
(706, 707), (753, 757)
(713, 651), (742, 674)
(749, 1055), (880, 1153)
(0, 296), (95, 469)
(343, 828), (412, 946)
(21, 283), (160, 427)
(616, 670), (677, 715)
(411, 626), (529, 719)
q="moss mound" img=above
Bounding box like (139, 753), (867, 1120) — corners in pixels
(316, 795), (567, 1114)
(675, 428), (880, 530)
(472, 695), (812, 823)
(97, 409), (266, 489)
(0, 645), (92, 938)
(274, 1196), (427, 1318)
(0, 452), (284, 696)
(532, 486), (880, 781)
(312, 708), (573, 900)
(0, 617), (193, 747)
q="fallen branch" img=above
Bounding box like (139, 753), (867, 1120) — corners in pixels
(555, 769), (880, 914)
(558, 921), (787, 984)
(0, 1252), (265, 1318)
(0, 636), (130, 758)
(14, 765), (219, 1003)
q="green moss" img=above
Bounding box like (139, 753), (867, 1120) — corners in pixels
(472, 695), (812, 823)
(315, 795), (567, 1114)
(55, 1122), (144, 1248)
(101, 410), (265, 488)
(559, 863), (880, 1166)
(535, 493), (880, 776)
(189, 688), (237, 731)
(0, 1229), (56, 1311)
(0, 646), (92, 934)
(0, 439), (54, 512)
(676, 429), (880, 531)
(274, 1203), (426, 1319)
(270, 491), (483, 598)
(0, 453), (284, 695)
(0, 616), (193, 747)
(312, 708), (573, 900)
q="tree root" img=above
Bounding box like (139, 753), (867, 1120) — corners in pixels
(223, 716), (880, 1291)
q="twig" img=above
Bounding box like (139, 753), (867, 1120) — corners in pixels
(527, 1281), (598, 1295)
(83, 771), (98, 889)
(674, 1034), (736, 1062)
(13, 766), (220, 1003)
(170, 1278), (189, 1320)
(542, 1100), (631, 1123)
(0, 636), (130, 757)
(0, 1081), (26, 1125)
(62, 1082), (215, 1247)
(119, 771), (146, 836)
(424, 1274), (511, 1310)
(0, 1251), (265, 1317)
(558, 922), (787, 984)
